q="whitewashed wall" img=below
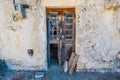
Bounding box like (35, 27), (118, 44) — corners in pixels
(76, 0), (120, 70)
(0, 0), (120, 71)
(0, 0), (47, 70)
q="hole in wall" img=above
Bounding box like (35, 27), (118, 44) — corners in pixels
(117, 52), (120, 61)
(27, 49), (34, 56)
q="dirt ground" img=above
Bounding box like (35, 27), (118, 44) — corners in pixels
(0, 63), (120, 80)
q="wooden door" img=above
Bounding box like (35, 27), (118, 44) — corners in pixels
(47, 8), (75, 65)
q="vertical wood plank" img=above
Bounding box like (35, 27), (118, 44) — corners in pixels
(68, 52), (76, 69)
(68, 54), (79, 75)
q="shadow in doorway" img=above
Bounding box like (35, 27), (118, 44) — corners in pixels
(50, 44), (58, 65)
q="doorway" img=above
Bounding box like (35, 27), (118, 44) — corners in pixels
(46, 8), (75, 67)
(50, 44), (58, 63)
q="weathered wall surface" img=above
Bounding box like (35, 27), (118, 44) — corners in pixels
(0, 0), (120, 71)
(41, 0), (76, 7)
(0, 0), (47, 70)
(76, 0), (120, 70)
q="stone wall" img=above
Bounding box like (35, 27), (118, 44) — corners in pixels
(76, 0), (120, 70)
(0, 0), (120, 71)
(0, 0), (47, 70)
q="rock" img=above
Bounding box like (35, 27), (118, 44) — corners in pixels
(0, 59), (8, 77)
(63, 60), (68, 73)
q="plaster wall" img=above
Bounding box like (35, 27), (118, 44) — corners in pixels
(76, 0), (120, 70)
(0, 0), (120, 71)
(0, 0), (47, 70)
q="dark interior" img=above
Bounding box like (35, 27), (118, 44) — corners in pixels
(50, 44), (58, 63)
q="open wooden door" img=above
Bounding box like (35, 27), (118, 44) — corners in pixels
(47, 8), (75, 66)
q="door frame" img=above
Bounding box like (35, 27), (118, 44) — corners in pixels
(46, 7), (76, 68)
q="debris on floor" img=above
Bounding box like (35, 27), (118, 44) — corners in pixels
(35, 72), (44, 79)
(0, 59), (8, 77)
(63, 60), (68, 73)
